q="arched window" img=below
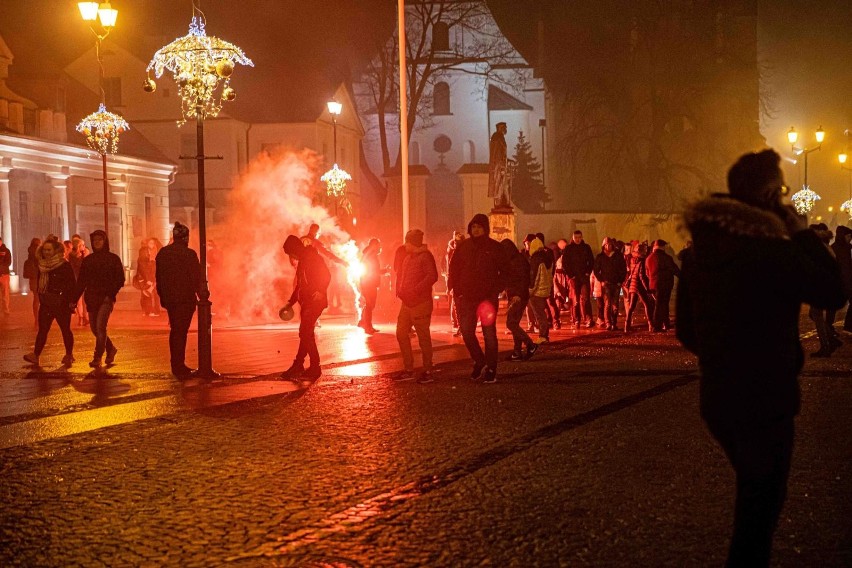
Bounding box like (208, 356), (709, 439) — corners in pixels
(432, 21), (450, 52)
(433, 82), (450, 115)
(410, 141), (421, 165)
(463, 140), (476, 163)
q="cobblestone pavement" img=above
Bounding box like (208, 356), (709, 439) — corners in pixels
(1, 293), (851, 567)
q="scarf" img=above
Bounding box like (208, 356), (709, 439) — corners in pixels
(37, 243), (67, 293)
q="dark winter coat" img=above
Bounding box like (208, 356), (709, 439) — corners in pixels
(625, 254), (650, 294)
(645, 249), (680, 292)
(285, 242), (331, 307)
(500, 239), (530, 302)
(831, 225), (852, 297)
(448, 214), (506, 303)
(156, 241), (201, 308)
(594, 251), (627, 285)
(676, 195), (845, 424)
(394, 243), (439, 307)
(562, 240), (594, 279)
(0, 243), (11, 276)
(39, 262), (76, 306)
(75, 231), (125, 310)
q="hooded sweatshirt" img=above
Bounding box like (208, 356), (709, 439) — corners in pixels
(394, 242), (438, 307)
(284, 235), (331, 306)
(500, 239), (530, 301)
(75, 230), (125, 310)
(528, 238), (554, 297)
(447, 214), (506, 302)
(156, 237), (201, 307)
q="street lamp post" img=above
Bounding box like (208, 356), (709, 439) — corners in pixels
(146, 12), (253, 379)
(839, 130), (852, 217)
(76, 2), (126, 241)
(321, 100), (351, 216)
(788, 125), (825, 215)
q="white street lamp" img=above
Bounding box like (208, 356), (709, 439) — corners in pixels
(322, 99), (351, 213)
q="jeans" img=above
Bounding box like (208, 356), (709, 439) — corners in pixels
(625, 288), (655, 330)
(34, 300), (73, 356)
(458, 297), (498, 371)
(88, 298), (115, 359)
(167, 302), (196, 372)
(295, 300), (325, 367)
(651, 285), (673, 330)
(359, 285), (378, 329)
(706, 416), (794, 568)
(529, 296), (550, 339)
(601, 283), (621, 327)
(396, 299), (433, 371)
(505, 297), (533, 353)
(568, 276), (591, 324)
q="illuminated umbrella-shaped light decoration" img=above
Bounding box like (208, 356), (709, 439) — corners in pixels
(145, 16), (254, 125)
(841, 199), (852, 217)
(321, 164), (352, 198)
(791, 186), (821, 215)
(75, 103), (129, 155)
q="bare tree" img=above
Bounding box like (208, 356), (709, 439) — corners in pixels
(355, 0), (525, 173)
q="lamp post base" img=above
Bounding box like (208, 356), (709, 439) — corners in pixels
(193, 296), (220, 379)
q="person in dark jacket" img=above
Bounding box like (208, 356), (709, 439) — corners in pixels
(645, 239), (680, 332)
(75, 229), (124, 368)
(23, 240), (76, 367)
(448, 213), (506, 383)
(280, 234), (331, 381)
(593, 237), (627, 330)
(563, 230), (595, 327)
(0, 236), (11, 316)
(445, 231), (465, 336)
(358, 238), (385, 334)
(807, 224), (842, 357)
(393, 229), (439, 382)
(676, 149), (845, 568)
(624, 243), (656, 332)
(156, 223), (202, 377)
(500, 238), (537, 360)
(828, 224), (852, 333)
(23, 237), (42, 326)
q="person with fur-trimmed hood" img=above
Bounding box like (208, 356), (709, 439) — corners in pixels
(448, 213), (506, 383)
(528, 237), (553, 342)
(74, 229), (125, 368)
(676, 149), (844, 568)
(280, 234), (332, 381)
(393, 229), (439, 382)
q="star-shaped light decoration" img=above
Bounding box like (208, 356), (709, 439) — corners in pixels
(75, 103), (130, 155)
(146, 16), (253, 125)
(841, 199), (852, 217)
(791, 186), (821, 215)
(321, 163), (352, 198)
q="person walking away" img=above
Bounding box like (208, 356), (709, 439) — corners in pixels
(23, 237), (42, 326)
(448, 213), (506, 383)
(156, 223), (201, 378)
(0, 236), (12, 316)
(676, 149), (844, 568)
(280, 234), (331, 381)
(528, 237), (553, 343)
(563, 230), (595, 327)
(645, 239), (680, 332)
(67, 237), (89, 326)
(23, 240), (76, 366)
(358, 238), (385, 334)
(445, 230), (465, 336)
(624, 242), (656, 332)
(594, 237), (627, 330)
(500, 239), (538, 360)
(828, 224), (852, 333)
(393, 229), (439, 382)
(807, 224), (841, 357)
(75, 230), (124, 368)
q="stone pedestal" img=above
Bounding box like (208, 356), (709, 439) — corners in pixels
(489, 198), (516, 244)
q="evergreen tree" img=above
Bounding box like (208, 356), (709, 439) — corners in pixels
(510, 131), (549, 212)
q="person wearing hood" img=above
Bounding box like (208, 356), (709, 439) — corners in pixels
(280, 233), (331, 381)
(528, 237), (554, 343)
(501, 238), (538, 360)
(447, 213), (506, 383)
(828, 224), (852, 332)
(393, 229), (439, 382)
(74, 229), (125, 368)
(445, 230), (465, 336)
(23, 239), (77, 367)
(594, 237), (627, 331)
(563, 230), (595, 327)
(156, 223), (202, 378)
(676, 149), (845, 568)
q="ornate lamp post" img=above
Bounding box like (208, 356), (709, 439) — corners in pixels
(321, 100), (351, 215)
(75, 1), (126, 241)
(146, 11), (253, 378)
(788, 125), (825, 215)
(839, 131), (852, 217)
